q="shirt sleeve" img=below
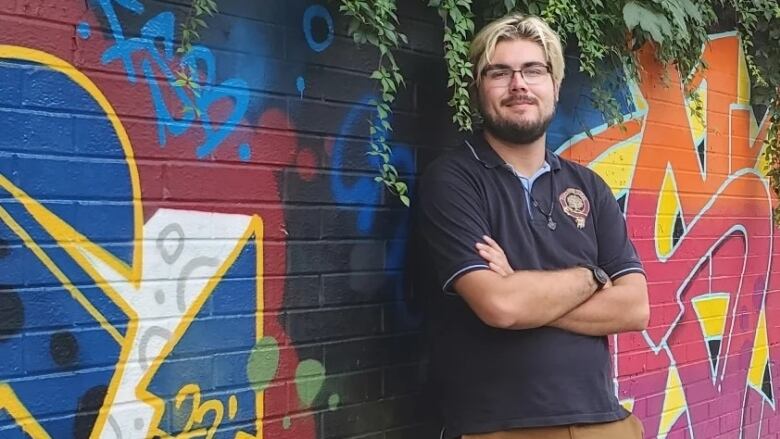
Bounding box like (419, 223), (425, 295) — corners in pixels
(592, 174), (645, 280)
(416, 159), (491, 294)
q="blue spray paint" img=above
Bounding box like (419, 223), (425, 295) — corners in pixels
(302, 5), (334, 53)
(330, 98), (383, 232)
(97, 0), (250, 159)
(329, 97), (416, 314)
(77, 22), (91, 39)
(547, 57), (634, 150)
(296, 76), (305, 98)
(238, 144), (251, 162)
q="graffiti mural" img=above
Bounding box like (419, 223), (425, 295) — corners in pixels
(0, 0), (430, 437)
(558, 33), (775, 438)
(0, 37), (312, 439)
(0, 0), (432, 439)
(5, 0), (778, 437)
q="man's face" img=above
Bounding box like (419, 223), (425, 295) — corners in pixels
(477, 38), (559, 145)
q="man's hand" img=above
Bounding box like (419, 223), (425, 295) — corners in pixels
(475, 235), (514, 276)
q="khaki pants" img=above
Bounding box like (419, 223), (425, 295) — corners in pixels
(462, 414), (644, 439)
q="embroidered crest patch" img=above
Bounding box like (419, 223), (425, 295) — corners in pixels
(559, 188), (590, 229)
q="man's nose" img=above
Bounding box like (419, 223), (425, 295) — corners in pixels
(509, 71), (529, 91)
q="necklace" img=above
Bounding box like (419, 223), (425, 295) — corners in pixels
(526, 172), (557, 230)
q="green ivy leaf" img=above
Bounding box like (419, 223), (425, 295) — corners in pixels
(623, 1), (672, 43)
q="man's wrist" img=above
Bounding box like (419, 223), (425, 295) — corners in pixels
(579, 265), (609, 293)
(579, 266), (598, 293)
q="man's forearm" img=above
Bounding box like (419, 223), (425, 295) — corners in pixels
(549, 282), (649, 336)
(497, 267), (597, 329)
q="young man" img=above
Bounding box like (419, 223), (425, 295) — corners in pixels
(414, 13), (649, 439)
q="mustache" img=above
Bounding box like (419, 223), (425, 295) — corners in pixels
(502, 95), (537, 106)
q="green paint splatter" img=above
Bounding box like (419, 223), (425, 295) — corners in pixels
(246, 336), (280, 392)
(295, 359), (326, 407)
(328, 393), (340, 411)
(283, 416), (292, 430)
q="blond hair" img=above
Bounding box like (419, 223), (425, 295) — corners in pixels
(469, 13), (565, 88)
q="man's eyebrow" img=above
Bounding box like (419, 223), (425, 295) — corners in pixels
(484, 61), (548, 69)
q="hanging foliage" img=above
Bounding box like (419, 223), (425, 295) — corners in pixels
(183, 0), (779, 219)
(339, 0), (411, 206)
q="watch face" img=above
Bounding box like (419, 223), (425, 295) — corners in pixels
(594, 267), (609, 285)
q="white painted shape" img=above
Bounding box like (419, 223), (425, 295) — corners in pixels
(79, 208), (254, 439)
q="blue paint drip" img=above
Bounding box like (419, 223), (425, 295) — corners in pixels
(97, 0), (250, 159)
(296, 76), (305, 98)
(77, 21), (91, 39)
(303, 5), (334, 53)
(239, 144), (251, 161)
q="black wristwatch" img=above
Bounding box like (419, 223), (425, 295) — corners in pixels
(582, 265), (609, 291)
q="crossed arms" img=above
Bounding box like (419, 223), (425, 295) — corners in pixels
(453, 236), (649, 336)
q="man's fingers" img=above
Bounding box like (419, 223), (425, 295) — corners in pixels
(477, 240), (513, 276)
(478, 248), (497, 263)
(489, 262), (507, 276)
(476, 242), (496, 257)
(482, 235), (505, 254)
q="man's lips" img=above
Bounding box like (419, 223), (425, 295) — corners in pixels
(503, 98), (537, 107)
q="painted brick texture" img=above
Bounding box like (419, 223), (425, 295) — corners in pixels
(0, 1), (776, 439)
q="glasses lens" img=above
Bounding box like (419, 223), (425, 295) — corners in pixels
(522, 67), (548, 84)
(486, 68), (512, 87)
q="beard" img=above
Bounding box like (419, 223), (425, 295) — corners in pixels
(481, 100), (554, 145)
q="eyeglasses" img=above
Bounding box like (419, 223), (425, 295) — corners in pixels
(481, 64), (551, 87)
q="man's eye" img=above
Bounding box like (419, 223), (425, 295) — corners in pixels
(525, 68), (546, 77)
(489, 69), (511, 79)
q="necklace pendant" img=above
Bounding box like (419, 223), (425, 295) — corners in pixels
(547, 218), (557, 230)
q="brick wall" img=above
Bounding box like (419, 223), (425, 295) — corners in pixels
(0, 1), (776, 438)
(0, 0), (447, 437)
(585, 38), (776, 438)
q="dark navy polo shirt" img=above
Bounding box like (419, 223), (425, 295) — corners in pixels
(413, 132), (645, 437)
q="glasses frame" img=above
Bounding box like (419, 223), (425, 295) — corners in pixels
(480, 63), (552, 87)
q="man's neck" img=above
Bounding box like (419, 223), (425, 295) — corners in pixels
(483, 130), (547, 178)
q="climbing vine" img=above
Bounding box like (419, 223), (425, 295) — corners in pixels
(183, 0), (779, 218)
(178, 0), (218, 56)
(175, 0), (218, 117)
(430, 0), (476, 131)
(339, 0), (411, 206)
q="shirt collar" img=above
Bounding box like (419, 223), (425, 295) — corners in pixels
(464, 131), (561, 171)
